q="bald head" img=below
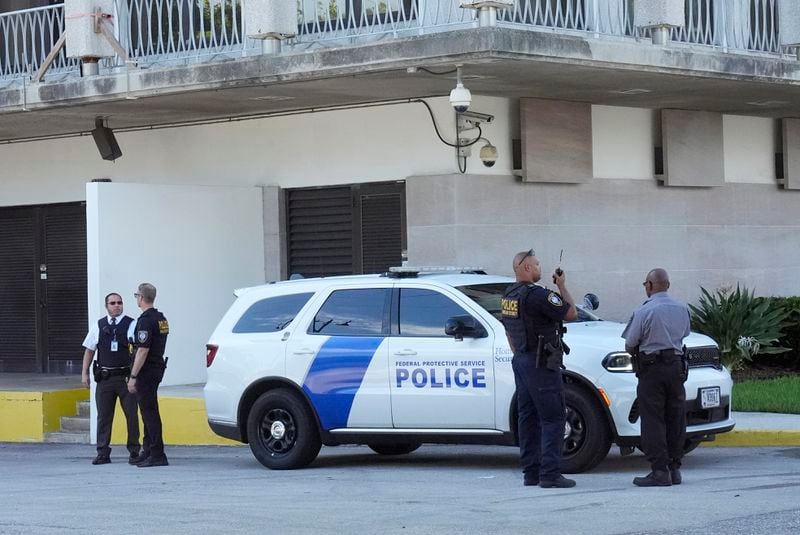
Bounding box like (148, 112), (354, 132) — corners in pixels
(644, 268), (670, 296)
(512, 249), (541, 283)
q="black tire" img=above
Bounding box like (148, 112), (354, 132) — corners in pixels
(368, 443), (422, 456)
(246, 389), (321, 470)
(561, 384), (612, 474)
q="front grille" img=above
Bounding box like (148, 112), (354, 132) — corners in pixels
(627, 396), (730, 425)
(687, 400), (730, 426)
(686, 346), (722, 369)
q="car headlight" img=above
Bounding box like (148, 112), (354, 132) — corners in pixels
(602, 352), (634, 372)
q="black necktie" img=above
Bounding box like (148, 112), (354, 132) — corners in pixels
(110, 317), (117, 326)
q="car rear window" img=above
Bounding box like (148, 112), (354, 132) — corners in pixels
(233, 293), (314, 333)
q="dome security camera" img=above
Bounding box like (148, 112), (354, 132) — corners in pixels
(480, 142), (498, 167)
(450, 82), (472, 113)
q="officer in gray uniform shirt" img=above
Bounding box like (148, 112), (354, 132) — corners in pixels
(622, 268), (690, 487)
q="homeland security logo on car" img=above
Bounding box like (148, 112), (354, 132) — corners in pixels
(395, 360), (487, 388)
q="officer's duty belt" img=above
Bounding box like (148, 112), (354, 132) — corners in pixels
(639, 349), (682, 363)
(97, 366), (131, 379)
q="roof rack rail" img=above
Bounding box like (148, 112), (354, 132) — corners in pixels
(384, 266), (487, 278)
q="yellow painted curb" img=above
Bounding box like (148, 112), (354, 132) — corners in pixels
(0, 389), (88, 442)
(110, 396), (239, 446)
(703, 430), (800, 447)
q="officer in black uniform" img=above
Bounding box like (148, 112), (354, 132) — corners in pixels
(501, 249), (578, 488)
(623, 268), (691, 487)
(81, 292), (140, 465)
(127, 282), (170, 467)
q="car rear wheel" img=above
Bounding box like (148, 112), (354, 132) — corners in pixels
(368, 443), (422, 456)
(683, 439), (702, 455)
(247, 389), (321, 470)
(561, 384), (612, 474)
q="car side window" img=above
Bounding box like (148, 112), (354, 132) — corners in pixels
(232, 293), (314, 333)
(310, 288), (389, 336)
(399, 288), (472, 337)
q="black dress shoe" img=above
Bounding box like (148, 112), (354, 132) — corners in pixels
(131, 452), (150, 465)
(128, 452), (141, 465)
(539, 475), (576, 488)
(91, 455), (111, 465)
(633, 470), (672, 487)
(670, 468), (682, 485)
(137, 456), (169, 468)
(523, 476), (539, 486)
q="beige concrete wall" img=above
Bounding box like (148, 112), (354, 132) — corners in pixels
(406, 174), (800, 322)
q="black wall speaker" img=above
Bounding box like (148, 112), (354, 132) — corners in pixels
(92, 119), (122, 161)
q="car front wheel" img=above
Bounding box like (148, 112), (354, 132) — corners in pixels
(247, 389), (321, 470)
(561, 383), (612, 474)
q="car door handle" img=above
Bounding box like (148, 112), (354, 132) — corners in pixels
(393, 350), (418, 356)
(292, 348), (316, 356)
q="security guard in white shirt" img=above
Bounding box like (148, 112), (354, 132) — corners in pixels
(81, 292), (141, 465)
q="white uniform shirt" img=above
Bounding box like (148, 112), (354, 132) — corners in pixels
(82, 315), (136, 351)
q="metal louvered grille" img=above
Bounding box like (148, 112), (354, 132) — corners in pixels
(0, 212), (37, 371)
(286, 183), (405, 279)
(687, 346), (722, 369)
(361, 193), (402, 274)
(287, 187), (354, 278)
(44, 206), (87, 366)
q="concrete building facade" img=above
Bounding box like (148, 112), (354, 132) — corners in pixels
(1, 0), (799, 387)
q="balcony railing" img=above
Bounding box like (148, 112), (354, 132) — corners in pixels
(0, 1), (794, 84)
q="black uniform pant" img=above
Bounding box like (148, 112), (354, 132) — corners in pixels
(637, 359), (686, 473)
(135, 364), (166, 460)
(512, 354), (565, 480)
(95, 375), (140, 457)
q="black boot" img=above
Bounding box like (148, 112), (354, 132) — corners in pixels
(633, 470), (672, 487)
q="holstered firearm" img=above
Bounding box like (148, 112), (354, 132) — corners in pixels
(630, 346), (641, 377)
(92, 361), (100, 382)
(535, 335), (545, 368)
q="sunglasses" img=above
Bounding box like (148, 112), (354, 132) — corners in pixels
(107, 301), (123, 305)
(642, 281), (652, 287)
(515, 249), (534, 269)
(134, 293), (142, 298)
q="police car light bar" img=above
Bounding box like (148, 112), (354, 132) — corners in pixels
(386, 266), (487, 278)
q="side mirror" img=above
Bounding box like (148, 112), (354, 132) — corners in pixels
(583, 293), (599, 311)
(445, 315), (487, 341)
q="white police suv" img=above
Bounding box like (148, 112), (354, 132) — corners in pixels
(204, 268), (734, 472)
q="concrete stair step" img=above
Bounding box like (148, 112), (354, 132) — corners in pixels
(77, 400), (90, 417)
(61, 415), (90, 432)
(44, 431), (90, 444)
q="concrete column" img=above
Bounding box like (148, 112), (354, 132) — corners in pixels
(262, 185), (287, 281)
(246, 0), (297, 54)
(778, 0), (800, 53)
(65, 0), (116, 60)
(783, 119), (800, 190)
(634, 0), (683, 44)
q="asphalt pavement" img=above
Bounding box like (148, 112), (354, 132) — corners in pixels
(1, 443), (798, 535)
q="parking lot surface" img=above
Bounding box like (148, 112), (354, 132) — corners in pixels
(1, 443), (798, 534)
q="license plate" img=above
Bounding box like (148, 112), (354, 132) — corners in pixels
(700, 387), (720, 409)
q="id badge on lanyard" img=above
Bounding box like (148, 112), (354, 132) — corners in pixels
(111, 340), (119, 352)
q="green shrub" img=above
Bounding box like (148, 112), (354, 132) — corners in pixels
(689, 285), (790, 370)
(757, 296), (800, 370)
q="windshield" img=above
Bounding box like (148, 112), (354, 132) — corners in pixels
(457, 283), (601, 323)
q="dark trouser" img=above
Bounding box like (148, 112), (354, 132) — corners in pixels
(135, 364), (166, 460)
(637, 359), (686, 473)
(512, 354), (565, 481)
(95, 374), (140, 457)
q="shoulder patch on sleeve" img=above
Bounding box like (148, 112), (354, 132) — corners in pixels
(547, 292), (563, 307)
(137, 330), (150, 344)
